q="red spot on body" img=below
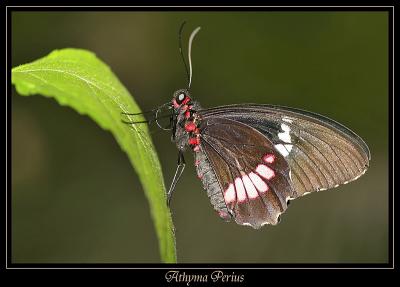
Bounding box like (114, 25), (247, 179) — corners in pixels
(182, 97), (190, 105)
(194, 160), (200, 166)
(193, 145), (200, 152)
(188, 137), (200, 145)
(185, 111), (191, 118)
(185, 122), (197, 132)
(263, 154), (275, 164)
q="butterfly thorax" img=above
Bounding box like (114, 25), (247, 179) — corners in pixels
(171, 89), (202, 152)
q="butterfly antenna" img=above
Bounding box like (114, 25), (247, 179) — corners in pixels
(179, 21), (190, 88)
(187, 26), (201, 89)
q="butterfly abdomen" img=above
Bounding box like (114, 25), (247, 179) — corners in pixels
(195, 149), (232, 221)
(171, 95), (232, 220)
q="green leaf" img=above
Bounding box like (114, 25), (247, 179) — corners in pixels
(12, 48), (176, 263)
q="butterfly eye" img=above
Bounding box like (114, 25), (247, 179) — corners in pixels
(176, 93), (186, 104)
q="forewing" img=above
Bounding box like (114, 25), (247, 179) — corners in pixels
(199, 117), (294, 228)
(199, 104), (370, 198)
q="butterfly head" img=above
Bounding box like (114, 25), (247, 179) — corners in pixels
(172, 89), (192, 110)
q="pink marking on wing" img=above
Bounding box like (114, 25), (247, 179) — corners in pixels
(263, 154), (275, 164)
(234, 178), (247, 202)
(242, 174), (259, 199)
(249, 172), (269, 193)
(224, 183), (236, 204)
(256, 164), (275, 180)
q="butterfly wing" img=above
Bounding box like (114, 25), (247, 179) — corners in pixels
(199, 104), (370, 199)
(197, 117), (294, 228)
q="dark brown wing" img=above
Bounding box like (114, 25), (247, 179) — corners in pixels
(199, 104), (370, 198)
(199, 117), (295, 228)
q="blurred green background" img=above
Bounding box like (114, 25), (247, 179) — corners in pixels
(11, 11), (388, 263)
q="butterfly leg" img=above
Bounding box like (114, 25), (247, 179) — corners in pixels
(167, 150), (186, 207)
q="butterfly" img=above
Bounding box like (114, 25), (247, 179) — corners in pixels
(123, 23), (370, 229)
